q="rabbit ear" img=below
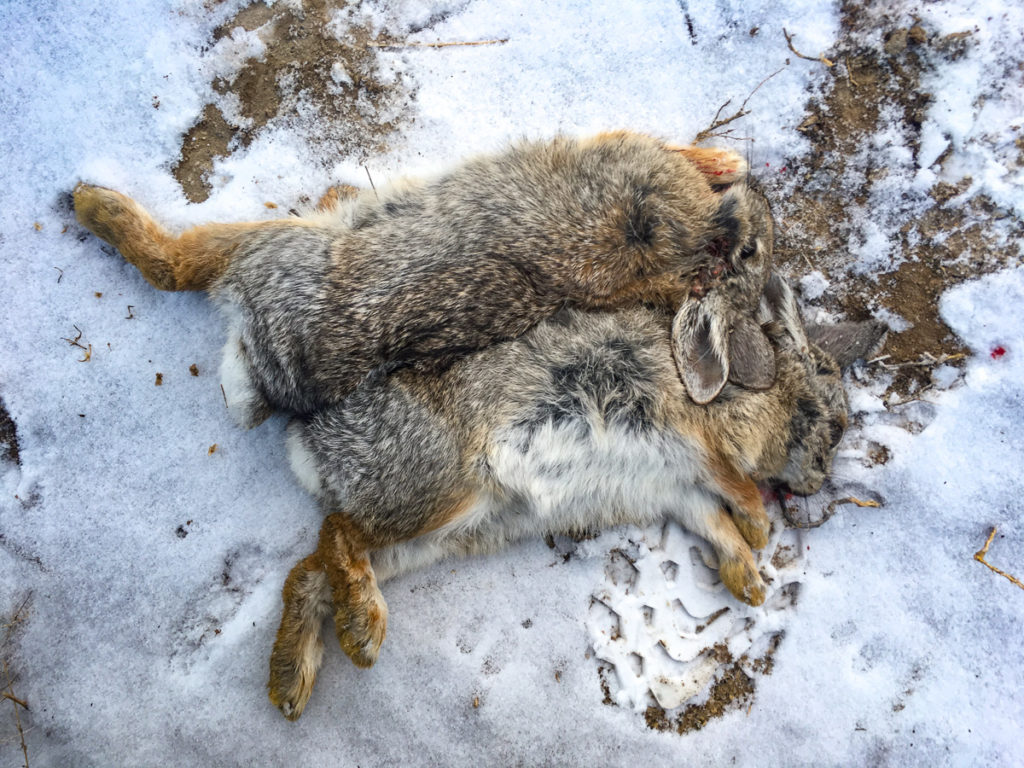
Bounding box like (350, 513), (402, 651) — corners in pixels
(672, 299), (730, 404)
(727, 315), (775, 390)
(806, 321), (888, 370)
(761, 273), (808, 349)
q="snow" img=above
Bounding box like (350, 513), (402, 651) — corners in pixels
(1, 0), (1022, 765)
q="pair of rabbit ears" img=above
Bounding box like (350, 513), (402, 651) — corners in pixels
(672, 298), (775, 404)
(671, 274), (798, 405)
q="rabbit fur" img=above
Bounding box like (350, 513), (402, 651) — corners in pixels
(265, 271), (886, 720)
(71, 134), (885, 720)
(74, 133), (771, 419)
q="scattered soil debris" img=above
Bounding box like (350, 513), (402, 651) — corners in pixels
(174, 0), (414, 202)
(642, 638), (781, 735)
(760, 2), (1024, 402)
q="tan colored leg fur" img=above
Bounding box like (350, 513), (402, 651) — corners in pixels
(705, 508), (767, 607)
(268, 552), (332, 721)
(666, 145), (748, 185)
(73, 183), (314, 291)
(706, 452), (772, 551)
(317, 513), (388, 670)
(315, 184), (360, 213)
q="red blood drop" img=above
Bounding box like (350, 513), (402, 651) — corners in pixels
(991, 346), (1007, 359)
(780, 166), (787, 172)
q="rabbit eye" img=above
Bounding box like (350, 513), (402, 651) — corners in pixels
(740, 242), (757, 260)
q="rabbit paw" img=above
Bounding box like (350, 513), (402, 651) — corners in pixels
(718, 555), (766, 607)
(730, 509), (771, 551)
(334, 589), (388, 668)
(268, 638), (323, 721)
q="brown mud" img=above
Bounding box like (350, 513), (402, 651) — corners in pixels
(174, 0), (414, 202)
(763, 1), (1023, 398)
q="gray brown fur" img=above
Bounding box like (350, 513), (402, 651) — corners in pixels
(268, 274), (886, 718)
(75, 133), (767, 420)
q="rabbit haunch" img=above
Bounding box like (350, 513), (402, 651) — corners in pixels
(73, 133), (765, 419)
(267, 276), (887, 719)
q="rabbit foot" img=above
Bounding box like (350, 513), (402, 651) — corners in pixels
(718, 556), (766, 607)
(268, 553), (331, 720)
(334, 589), (388, 668)
(731, 510), (771, 551)
(268, 637), (323, 721)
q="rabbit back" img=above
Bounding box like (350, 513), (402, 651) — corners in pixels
(214, 133), (742, 422)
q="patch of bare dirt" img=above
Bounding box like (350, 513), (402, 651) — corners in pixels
(643, 637), (781, 734)
(761, 1), (1024, 398)
(174, 0), (415, 202)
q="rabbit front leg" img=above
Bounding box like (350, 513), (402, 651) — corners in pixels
(676, 497), (767, 607)
(268, 551), (332, 721)
(317, 512), (389, 669)
(704, 449), (772, 551)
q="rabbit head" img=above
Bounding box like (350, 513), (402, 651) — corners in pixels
(754, 275), (888, 495)
(672, 181), (776, 404)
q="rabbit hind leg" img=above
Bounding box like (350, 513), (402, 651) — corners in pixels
(268, 551), (332, 720)
(73, 183), (314, 291)
(318, 512), (389, 669)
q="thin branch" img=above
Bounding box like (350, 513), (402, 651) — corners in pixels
(974, 527), (1024, 591)
(869, 351), (965, 370)
(3, 661), (28, 768)
(2, 690), (28, 710)
(780, 495), (880, 529)
(783, 28), (834, 67)
(693, 65), (786, 144)
(363, 166), (379, 202)
(368, 38), (508, 49)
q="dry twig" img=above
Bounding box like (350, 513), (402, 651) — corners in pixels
(3, 596), (32, 768)
(974, 527), (1024, 591)
(363, 166), (379, 202)
(368, 38), (508, 49)
(780, 495), (880, 529)
(693, 65), (786, 144)
(3, 661), (29, 768)
(783, 28), (834, 67)
(869, 352), (965, 370)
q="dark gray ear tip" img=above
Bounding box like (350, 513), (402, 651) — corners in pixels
(865, 321), (889, 357)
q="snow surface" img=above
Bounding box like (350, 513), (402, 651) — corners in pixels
(1, 0), (1023, 765)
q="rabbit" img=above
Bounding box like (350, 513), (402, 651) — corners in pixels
(266, 272), (888, 719)
(73, 133), (773, 427)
